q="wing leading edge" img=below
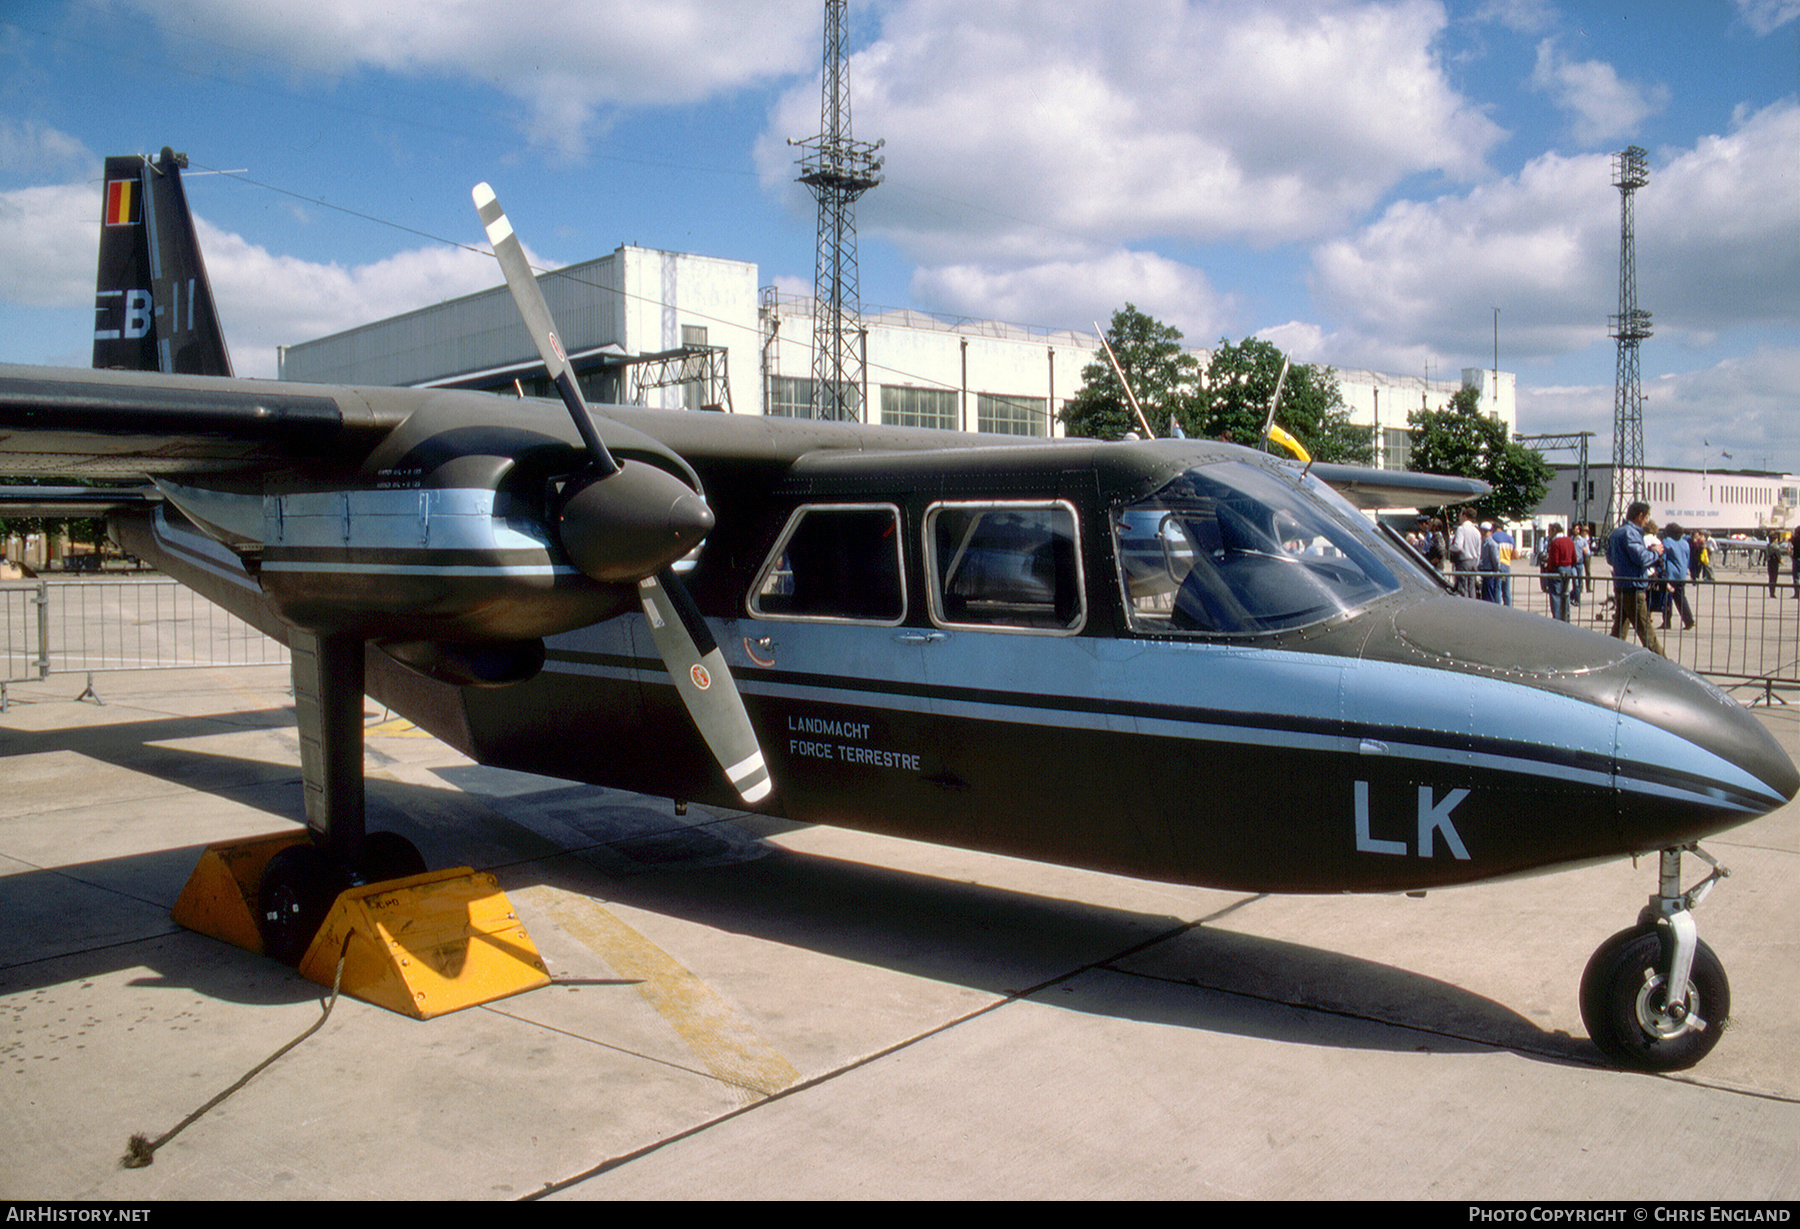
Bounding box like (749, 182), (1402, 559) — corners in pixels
(0, 364), (404, 477)
(1307, 462), (1491, 510)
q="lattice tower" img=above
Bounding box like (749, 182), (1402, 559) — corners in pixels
(1608, 146), (1652, 531)
(791, 0), (883, 421)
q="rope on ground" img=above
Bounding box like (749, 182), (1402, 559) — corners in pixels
(120, 933), (354, 1169)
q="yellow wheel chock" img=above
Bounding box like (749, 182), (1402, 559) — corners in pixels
(172, 831), (310, 955)
(171, 833), (550, 1019)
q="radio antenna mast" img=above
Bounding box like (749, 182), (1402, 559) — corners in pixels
(1608, 146), (1652, 531)
(791, 1), (883, 422)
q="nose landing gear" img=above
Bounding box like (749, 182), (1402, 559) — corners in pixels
(1580, 845), (1730, 1072)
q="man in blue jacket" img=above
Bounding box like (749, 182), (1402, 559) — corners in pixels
(1608, 501), (1664, 655)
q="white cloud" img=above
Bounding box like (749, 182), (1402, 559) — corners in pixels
(0, 175), (509, 378)
(1468, 0), (1558, 34)
(1253, 320), (1333, 364)
(1515, 381), (1611, 443)
(1640, 348), (1800, 468)
(0, 183), (101, 308)
(1639, 103), (1800, 335)
(1308, 101), (1800, 371)
(1529, 40), (1669, 147)
(1520, 347), (1800, 469)
(910, 249), (1233, 342)
(196, 220), (513, 377)
(761, 0), (1503, 265)
(1310, 150), (1615, 368)
(766, 273), (812, 302)
(0, 122), (95, 179)
(119, 0), (822, 157)
(1734, 0), (1800, 35)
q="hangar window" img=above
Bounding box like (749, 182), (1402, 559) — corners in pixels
(882, 385), (957, 431)
(926, 501), (1083, 633)
(750, 504), (905, 624)
(976, 394), (1049, 437)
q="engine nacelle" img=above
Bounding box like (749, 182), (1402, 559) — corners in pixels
(154, 416), (706, 642)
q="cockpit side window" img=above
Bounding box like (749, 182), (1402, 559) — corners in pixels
(925, 501), (1084, 634)
(750, 503), (905, 624)
(1116, 461), (1401, 636)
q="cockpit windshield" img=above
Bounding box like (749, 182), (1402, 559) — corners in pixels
(1116, 460), (1403, 635)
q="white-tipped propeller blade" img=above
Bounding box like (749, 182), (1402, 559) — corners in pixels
(639, 569), (771, 804)
(473, 182), (617, 476)
(473, 182), (771, 806)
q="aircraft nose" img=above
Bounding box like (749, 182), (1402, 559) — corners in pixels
(1614, 652), (1799, 834)
(1382, 595), (1797, 847)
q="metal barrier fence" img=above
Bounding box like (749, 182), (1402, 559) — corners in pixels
(4, 570), (1796, 706)
(0, 581), (45, 685)
(1450, 568), (1800, 699)
(0, 577), (288, 707)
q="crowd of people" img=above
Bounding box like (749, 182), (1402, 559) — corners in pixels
(1406, 508), (1754, 659)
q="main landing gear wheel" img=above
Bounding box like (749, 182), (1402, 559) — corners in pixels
(258, 842), (349, 966)
(257, 833), (429, 964)
(1579, 924), (1729, 1072)
(357, 832), (427, 883)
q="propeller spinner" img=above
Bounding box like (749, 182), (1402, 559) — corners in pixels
(473, 183), (771, 805)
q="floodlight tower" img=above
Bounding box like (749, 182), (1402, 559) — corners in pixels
(1608, 146), (1652, 531)
(792, 0), (883, 421)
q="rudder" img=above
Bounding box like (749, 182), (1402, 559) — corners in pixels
(92, 147), (233, 376)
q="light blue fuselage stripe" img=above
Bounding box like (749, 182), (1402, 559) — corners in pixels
(545, 616), (1781, 816)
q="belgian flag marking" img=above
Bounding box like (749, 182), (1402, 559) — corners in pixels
(104, 179), (138, 226)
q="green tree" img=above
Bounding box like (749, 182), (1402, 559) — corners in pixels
(0, 478), (108, 566)
(1191, 337), (1372, 464)
(1407, 386), (1552, 522)
(1061, 305), (1200, 440)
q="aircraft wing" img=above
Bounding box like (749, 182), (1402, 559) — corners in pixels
(1305, 462), (1490, 510)
(0, 364), (405, 477)
(0, 365), (1496, 515)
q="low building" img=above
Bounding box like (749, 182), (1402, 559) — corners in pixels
(277, 242), (1515, 460)
(1530, 463), (1799, 539)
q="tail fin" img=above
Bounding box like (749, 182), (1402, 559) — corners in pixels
(92, 147), (233, 376)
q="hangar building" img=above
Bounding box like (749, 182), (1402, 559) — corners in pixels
(1533, 464), (1800, 538)
(276, 242), (1516, 468)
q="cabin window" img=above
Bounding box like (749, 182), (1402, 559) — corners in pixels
(1115, 461), (1402, 636)
(749, 503), (905, 624)
(925, 501), (1084, 633)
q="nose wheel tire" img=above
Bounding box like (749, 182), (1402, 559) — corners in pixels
(1580, 925), (1729, 1072)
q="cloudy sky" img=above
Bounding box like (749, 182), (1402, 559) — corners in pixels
(2, 0), (1795, 468)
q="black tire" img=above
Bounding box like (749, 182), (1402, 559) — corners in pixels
(1580, 924), (1730, 1072)
(359, 831), (428, 884)
(258, 843), (348, 966)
